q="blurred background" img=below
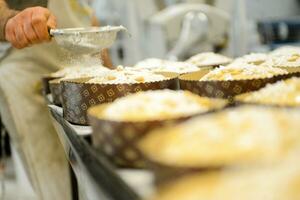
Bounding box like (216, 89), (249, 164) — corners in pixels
(89, 0), (300, 65)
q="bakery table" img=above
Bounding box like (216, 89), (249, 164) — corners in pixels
(48, 104), (154, 200)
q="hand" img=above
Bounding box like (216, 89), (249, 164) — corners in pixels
(5, 7), (56, 49)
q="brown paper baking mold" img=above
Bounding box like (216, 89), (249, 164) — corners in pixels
(179, 68), (300, 99)
(88, 95), (229, 168)
(89, 112), (189, 168)
(49, 79), (63, 106)
(88, 101), (227, 169)
(62, 72), (179, 125)
(234, 67), (300, 106)
(41, 75), (62, 95)
(140, 104), (300, 185)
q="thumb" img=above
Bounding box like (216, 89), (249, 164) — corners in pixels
(47, 14), (57, 29)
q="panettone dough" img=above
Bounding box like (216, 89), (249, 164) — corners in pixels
(92, 90), (226, 121)
(152, 150), (300, 200)
(270, 46), (300, 56)
(267, 53), (300, 68)
(87, 66), (167, 84)
(140, 106), (300, 167)
(51, 65), (110, 80)
(231, 53), (268, 66)
(187, 52), (232, 67)
(134, 58), (200, 74)
(200, 64), (287, 81)
(237, 77), (300, 106)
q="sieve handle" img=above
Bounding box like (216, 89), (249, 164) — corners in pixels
(48, 28), (54, 37)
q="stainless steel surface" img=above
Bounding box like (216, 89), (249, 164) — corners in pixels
(48, 103), (154, 200)
(49, 106), (139, 200)
(50, 26), (127, 54)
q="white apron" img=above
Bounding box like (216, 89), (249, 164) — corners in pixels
(0, 0), (93, 199)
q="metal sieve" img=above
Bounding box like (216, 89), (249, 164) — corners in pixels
(50, 26), (127, 55)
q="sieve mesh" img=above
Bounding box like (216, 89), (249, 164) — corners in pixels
(50, 26), (127, 55)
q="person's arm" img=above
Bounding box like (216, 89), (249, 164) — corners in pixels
(0, 0), (19, 41)
(0, 0), (56, 49)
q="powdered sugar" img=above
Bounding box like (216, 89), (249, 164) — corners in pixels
(51, 26), (126, 55)
(99, 90), (225, 121)
(186, 52), (232, 67)
(87, 66), (166, 84)
(134, 58), (199, 74)
(239, 77), (300, 106)
(201, 64), (287, 81)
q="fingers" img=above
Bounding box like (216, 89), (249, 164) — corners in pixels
(31, 8), (50, 41)
(5, 19), (15, 48)
(4, 7), (57, 49)
(23, 17), (39, 44)
(47, 14), (57, 29)
(5, 19), (22, 49)
(15, 22), (30, 48)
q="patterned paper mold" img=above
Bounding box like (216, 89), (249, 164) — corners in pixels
(49, 70), (110, 106)
(88, 91), (227, 168)
(179, 68), (296, 99)
(42, 67), (79, 95)
(62, 72), (179, 125)
(89, 114), (189, 168)
(42, 65), (110, 97)
(49, 79), (63, 105)
(42, 75), (61, 95)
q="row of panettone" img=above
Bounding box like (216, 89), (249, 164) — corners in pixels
(87, 88), (300, 200)
(43, 46), (300, 124)
(43, 46), (300, 199)
(43, 51), (234, 123)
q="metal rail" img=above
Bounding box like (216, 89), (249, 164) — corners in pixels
(50, 107), (140, 200)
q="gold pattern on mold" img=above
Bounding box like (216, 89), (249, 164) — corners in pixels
(83, 89), (90, 97)
(124, 148), (138, 161)
(81, 103), (88, 111)
(233, 85), (242, 94)
(123, 127), (136, 140)
(107, 89), (115, 97)
(91, 85), (98, 93)
(89, 99), (96, 106)
(97, 94), (105, 102)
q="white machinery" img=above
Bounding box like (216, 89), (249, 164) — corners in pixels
(91, 0), (300, 65)
(146, 3), (229, 60)
(92, 0), (230, 65)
